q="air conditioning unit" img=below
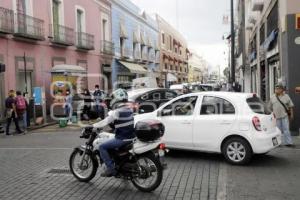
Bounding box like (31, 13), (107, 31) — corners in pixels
(252, 0), (264, 12)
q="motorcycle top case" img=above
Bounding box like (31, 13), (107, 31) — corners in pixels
(134, 119), (165, 142)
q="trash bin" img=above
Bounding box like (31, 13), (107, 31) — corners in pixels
(71, 115), (77, 124)
(59, 119), (67, 128)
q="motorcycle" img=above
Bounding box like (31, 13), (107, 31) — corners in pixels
(69, 120), (167, 192)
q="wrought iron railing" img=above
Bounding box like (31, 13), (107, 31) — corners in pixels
(148, 52), (156, 63)
(121, 47), (132, 58)
(0, 7), (14, 33)
(101, 40), (115, 55)
(50, 24), (74, 46)
(14, 13), (45, 40)
(76, 32), (94, 50)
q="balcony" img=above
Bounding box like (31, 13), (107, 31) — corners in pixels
(134, 49), (141, 61)
(101, 40), (115, 55)
(76, 32), (94, 50)
(155, 53), (160, 64)
(14, 13), (45, 40)
(141, 51), (148, 62)
(0, 7), (14, 34)
(148, 52), (155, 63)
(252, 0), (264, 12)
(121, 47), (132, 59)
(49, 24), (74, 46)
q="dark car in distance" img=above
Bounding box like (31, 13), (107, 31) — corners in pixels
(127, 88), (178, 113)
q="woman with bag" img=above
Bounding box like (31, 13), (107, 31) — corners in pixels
(5, 90), (23, 135)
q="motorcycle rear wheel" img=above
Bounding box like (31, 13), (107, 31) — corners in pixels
(69, 149), (98, 182)
(131, 153), (163, 192)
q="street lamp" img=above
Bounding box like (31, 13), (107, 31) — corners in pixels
(230, 0), (235, 84)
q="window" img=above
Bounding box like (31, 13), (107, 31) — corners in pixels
(267, 2), (278, 35)
(200, 96), (235, 115)
(102, 19), (107, 40)
(169, 36), (172, 50)
(247, 96), (271, 115)
(164, 91), (177, 100)
(76, 9), (83, 32)
(161, 96), (198, 116)
(165, 63), (168, 69)
(162, 33), (165, 44)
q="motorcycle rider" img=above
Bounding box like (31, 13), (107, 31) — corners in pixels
(92, 99), (135, 177)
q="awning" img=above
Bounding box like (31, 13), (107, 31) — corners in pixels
(263, 29), (278, 50)
(133, 30), (140, 43)
(140, 32), (147, 45)
(51, 64), (86, 73)
(167, 73), (178, 82)
(120, 22), (128, 39)
(147, 37), (153, 48)
(119, 61), (148, 74)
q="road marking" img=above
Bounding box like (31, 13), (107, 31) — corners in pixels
(0, 148), (73, 150)
(217, 162), (228, 200)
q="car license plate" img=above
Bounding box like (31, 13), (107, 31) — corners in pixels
(158, 149), (165, 157)
(272, 137), (278, 146)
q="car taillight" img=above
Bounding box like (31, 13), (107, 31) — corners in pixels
(159, 143), (166, 150)
(252, 116), (262, 131)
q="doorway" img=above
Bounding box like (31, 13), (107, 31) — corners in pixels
(17, 71), (33, 97)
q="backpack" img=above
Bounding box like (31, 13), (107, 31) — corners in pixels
(16, 96), (26, 111)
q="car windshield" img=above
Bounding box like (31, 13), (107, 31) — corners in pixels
(246, 96), (271, 115)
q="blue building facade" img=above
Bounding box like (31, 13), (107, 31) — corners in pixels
(111, 0), (160, 88)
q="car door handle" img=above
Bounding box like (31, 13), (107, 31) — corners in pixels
(182, 121), (192, 125)
(220, 121), (232, 125)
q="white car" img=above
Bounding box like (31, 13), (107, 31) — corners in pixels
(135, 92), (282, 165)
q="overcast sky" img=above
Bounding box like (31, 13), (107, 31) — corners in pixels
(130, 0), (231, 72)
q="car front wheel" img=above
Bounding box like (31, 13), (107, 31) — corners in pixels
(222, 137), (252, 165)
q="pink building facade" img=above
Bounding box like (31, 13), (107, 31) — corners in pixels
(0, 0), (113, 120)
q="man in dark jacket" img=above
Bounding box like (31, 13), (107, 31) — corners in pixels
(5, 90), (23, 135)
(92, 101), (135, 177)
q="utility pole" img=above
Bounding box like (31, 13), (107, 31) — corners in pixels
(23, 52), (28, 94)
(230, 0), (235, 84)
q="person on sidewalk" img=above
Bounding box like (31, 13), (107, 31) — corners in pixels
(0, 124), (4, 134)
(93, 85), (104, 119)
(5, 90), (23, 135)
(15, 91), (28, 134)
(64, 90), (73, 125)
(269, 84), (295, 147)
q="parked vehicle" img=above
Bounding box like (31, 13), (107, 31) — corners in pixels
(127, 88), (178, 113)
(69, 120), (167, 192)
(135, 92), (281, 165)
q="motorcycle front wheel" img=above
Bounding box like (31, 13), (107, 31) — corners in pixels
(69, 148), (98, 182)
(131, 152), (163, 192)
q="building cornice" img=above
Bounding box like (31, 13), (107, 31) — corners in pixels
(111, 0), (159, 32)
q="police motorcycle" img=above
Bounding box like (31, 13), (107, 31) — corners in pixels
(69, 119), (167, 192)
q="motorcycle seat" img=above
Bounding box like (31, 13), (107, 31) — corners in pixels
(115, 143), (133, 152)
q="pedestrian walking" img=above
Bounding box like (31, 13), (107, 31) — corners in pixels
(5, 90), (23, 135)
(93, 85), (104, 119)
(82, 89), (93, 120)
(269, 84), (295, 147)
(0, 124), (4, 134)
(64, 90), (73, 125)
(15, 91), (28, 133)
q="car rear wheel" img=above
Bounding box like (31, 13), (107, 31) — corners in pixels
(222, 137), (252, 165)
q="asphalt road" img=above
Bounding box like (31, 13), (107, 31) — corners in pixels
(0, 129), (299, 200)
